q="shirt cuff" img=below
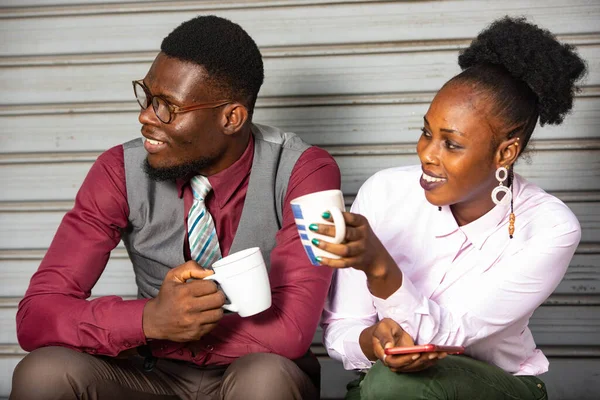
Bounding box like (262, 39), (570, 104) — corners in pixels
(372, 274), (427, 322)
(108, 298), (149, 351)
(341, 325), (375, 370)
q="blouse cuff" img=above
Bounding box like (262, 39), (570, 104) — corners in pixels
(341, 325), (374, 370)
(372, 275), (428, 322)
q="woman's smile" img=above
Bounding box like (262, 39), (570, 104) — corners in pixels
(419, 171), (447, 191)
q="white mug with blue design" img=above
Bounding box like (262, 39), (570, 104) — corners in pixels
(290, 189), (346, 265)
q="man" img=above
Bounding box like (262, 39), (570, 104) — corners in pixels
(11, 15), (339, 400)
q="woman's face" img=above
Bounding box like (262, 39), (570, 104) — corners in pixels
(416, 82), (502, 221)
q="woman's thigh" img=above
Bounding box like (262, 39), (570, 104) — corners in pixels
(351, 356), (547, 400)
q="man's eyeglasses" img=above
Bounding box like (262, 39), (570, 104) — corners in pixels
(132, 80), (231, 124)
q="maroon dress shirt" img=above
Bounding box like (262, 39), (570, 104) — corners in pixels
(16, 135), (340, 366)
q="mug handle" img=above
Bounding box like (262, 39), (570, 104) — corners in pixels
(203, 274), (239, 313)
(328, 206), (346, 244)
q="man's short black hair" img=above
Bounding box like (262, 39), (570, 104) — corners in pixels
(161, 15), (264, 115)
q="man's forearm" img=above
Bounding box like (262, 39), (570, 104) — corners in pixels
(17, 292), (148, 355)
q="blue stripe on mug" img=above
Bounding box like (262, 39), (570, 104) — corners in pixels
(300, 233), (309, 241)
(292, 204), (304, 219)
(304, 245), (320, 266)
(297, 224), (306, 231)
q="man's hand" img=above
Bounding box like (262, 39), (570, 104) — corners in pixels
(142, 261), (226, 342)
(363, 318), (447, 373)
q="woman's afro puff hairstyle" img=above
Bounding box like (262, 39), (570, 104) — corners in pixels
(459, 16), (587, 126)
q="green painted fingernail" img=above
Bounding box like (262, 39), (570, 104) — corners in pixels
(316, 256), (322, 263)
(311, 238), (320, 246)
(309, 224), (318, 231)
(322, 211), (331, 219)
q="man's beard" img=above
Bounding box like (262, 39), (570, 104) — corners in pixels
(143, 157), (213, 181)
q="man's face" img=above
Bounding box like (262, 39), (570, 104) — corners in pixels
(138, 53), (229, 180)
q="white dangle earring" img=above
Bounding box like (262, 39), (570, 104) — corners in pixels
(491, 166), (512, 206)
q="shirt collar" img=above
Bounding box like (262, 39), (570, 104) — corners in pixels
(459, 202), (510, 249)
(460, 176), (521, 250)
(176, 135), (254, 208)
(432, 176), (521, 249)
(433, 204), (460, 238)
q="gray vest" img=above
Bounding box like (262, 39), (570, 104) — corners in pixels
(121, 123), (311, 299)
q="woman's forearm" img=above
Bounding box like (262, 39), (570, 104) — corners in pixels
(365, 253), (403, 299)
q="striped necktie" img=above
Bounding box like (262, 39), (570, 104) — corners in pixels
(188, 175), (222, 268)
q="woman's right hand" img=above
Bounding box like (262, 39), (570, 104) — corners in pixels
(311, 211), (403, 298)
(362, 318), (447, 373)
(310, 211), (396, 278)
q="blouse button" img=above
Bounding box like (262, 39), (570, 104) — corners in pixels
(206, 345), (214, 352)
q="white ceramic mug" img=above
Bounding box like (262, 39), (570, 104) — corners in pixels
(290, 189), (346, 265)
(204, 247), (271, 317)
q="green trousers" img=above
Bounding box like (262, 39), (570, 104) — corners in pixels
(345, 356), (548, 400)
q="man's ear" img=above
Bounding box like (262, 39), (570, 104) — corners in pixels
(495, 137), (521, 169)
(221, 103), (249, 135)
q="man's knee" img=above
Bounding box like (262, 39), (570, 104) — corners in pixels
(220, 353), (318, 400)
(11, 347), (96, 400)
(360, 361), (445, 400)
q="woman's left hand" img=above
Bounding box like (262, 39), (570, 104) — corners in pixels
(363, 318), (447, 373)
(310, 211), (395, 277)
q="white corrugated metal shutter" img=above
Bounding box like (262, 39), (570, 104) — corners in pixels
(1, 1), (599, 399)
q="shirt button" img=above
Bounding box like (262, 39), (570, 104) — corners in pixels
(89, 349), (97, 354)
(123, 341), (130, 347)
(177, 349), (183, 355)
(206, 345), (214, 352)
(537, 384), (543, 389)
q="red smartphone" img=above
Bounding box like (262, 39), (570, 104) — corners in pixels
(384, 344), (464, 355)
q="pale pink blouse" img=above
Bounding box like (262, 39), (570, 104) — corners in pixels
(322, 165), (580, 375)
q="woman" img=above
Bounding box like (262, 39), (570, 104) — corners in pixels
(314, 17), (587, 399)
